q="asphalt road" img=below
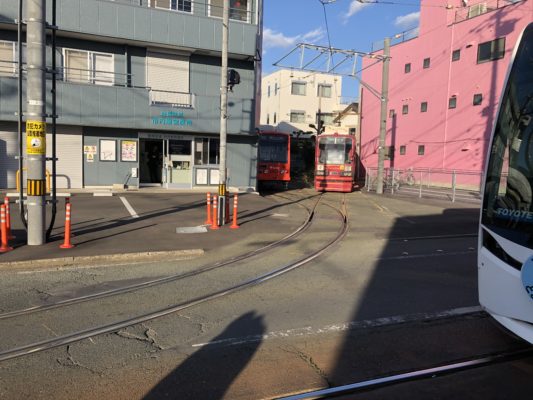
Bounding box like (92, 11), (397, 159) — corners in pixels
(0, 190), (530, 399)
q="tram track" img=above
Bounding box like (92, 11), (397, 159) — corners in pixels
(0, 192), (349, 363)
(0, 193), (321, 321)
(278, 347), (533, 399)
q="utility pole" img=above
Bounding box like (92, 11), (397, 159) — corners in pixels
(218, 0), (229, 224)
(375, 37), (390, 195)
(26, 0), (47, 245)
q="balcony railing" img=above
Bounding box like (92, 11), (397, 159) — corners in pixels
(1, 61), (195, 109)
(454, 0), (524, 24)
(103, 0), (253, 23)
(149, 89), (195, 108)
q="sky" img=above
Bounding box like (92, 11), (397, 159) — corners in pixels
(261, 0), (422, 100)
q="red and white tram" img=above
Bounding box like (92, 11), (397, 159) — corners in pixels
(314, 133), (356, 192)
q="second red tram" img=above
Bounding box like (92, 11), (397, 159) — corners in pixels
(257, 132), (291, 188)
(315, 133), (356, 192)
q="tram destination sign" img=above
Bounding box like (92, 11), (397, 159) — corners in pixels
(151, 110), (193, 127)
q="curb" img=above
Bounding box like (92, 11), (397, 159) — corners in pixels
(0, 249), (204, 272)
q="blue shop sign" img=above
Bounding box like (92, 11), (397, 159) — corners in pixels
(151, 111), (193, 127)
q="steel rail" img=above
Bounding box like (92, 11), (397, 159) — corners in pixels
(278, 348), (533, 400)
(0, 194), (322, 321)
(0, 197), (348, 362)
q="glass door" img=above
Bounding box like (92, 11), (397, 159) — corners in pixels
(165, 139), (192, 188)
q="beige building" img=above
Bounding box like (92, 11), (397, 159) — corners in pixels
(259, 69), (358, 136)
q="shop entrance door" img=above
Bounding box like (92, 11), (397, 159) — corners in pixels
(140, 139), (163, 186)
(165, 139), (192, 188)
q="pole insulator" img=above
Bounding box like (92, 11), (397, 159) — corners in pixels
(210, 195), (220, 230)
(230, 193), (239, 229)
(59, 202), (74, 249)
(0, 205), (13, 252)
(4, 197), (14, 239)
(205, 192), (212, 225)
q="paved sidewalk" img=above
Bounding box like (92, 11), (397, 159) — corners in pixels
(0, 190), (309, 268)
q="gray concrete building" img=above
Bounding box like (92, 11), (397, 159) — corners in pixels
(0, 0), (262, 190)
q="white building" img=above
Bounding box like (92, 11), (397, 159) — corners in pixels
(259, 69), (358, 136)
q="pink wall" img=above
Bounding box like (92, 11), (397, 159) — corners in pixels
(360, 0), (533, 177)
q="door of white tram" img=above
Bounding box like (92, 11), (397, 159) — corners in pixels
(479, 22), (533, 344)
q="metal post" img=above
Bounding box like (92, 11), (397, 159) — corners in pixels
(46, 0), (57, 241)
(26, 0), (47, 245)
(375, 37), (390, 195)
(218, 0), (229, 224)
(452, 170), (456, 203)
(391, 169), (395, 195)
(17, 0), (27, 229)
(419, 171), (423, 198)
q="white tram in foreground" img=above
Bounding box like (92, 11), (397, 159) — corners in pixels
(479, 23), (533, 344)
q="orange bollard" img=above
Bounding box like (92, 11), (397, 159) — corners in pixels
(60, 202), (75, 249)
(0, 205), (13, 252)
(205, 192), (212, 225)
(210, 195), (219, 230)
(4, 197), (14, 239)
(230, 193), (240, 229)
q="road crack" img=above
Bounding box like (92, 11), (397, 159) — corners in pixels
(116, 324), (165, 350)
(282, 345), (331, 387)
(57, 345), (103, 375)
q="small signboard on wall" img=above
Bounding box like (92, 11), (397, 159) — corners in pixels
(121, 140), (137, 162)
(100, 139), (116, 161)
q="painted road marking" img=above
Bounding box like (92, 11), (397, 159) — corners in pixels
(119, 196), (139, 219)
(192, 306), (483, 348)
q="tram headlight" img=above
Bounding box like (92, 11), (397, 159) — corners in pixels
(344, 165), (352, 172)
(317, 164), (324, 171)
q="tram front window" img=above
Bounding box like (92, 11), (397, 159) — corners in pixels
(258, 135), (288, 163)
(319, 137), (352, 165)
(482, 30), (533, 248)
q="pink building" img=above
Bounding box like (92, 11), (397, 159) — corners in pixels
(360, 0), (533, 186)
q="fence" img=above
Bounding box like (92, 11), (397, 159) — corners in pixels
(365, 167), (484, 203)
(453, 0), (524, 24)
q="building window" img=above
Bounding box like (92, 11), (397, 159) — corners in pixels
(420, 102), (428, 112)
(274, 83), (278, 96)
(385, 146), (394, 161)
(210, 0), (249, 22)
(467, 2), (489, 19)
(473, 93), (483, 106)
(423, 58), (430, 69)
(404, 63), (411, 73)
(452, 49), (461, 61)
(146, 51), (191, 107)
(418, 145), (425, 155)
(477, 38), (505, 64)
(400, 145), (406, 155)
(64, 49), (114, 86)
(389, 109), (395, 118)
(448, 96), (457, 109)
(0, 41), (15, 76)
(317, 84), (332, 98)
(149, 0), (192, 13)
(267, 85), (270, 97)
(273, 112), (277, 124)
(349, 128), (356, 135)
(317, 113), (334, 126)
(266, 114), (269, 125)
(402, 104), (409, 115)
(291, 81), (306, 96)
(290, 111), (306, 123)
(194, 138), (220, 165)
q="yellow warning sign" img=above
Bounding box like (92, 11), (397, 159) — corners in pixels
(26, 120), (46, 155)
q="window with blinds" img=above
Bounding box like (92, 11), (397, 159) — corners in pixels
(147, 51), (190, 107)
(0, 41), (15, 77)
(64, 49), (114, 85)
